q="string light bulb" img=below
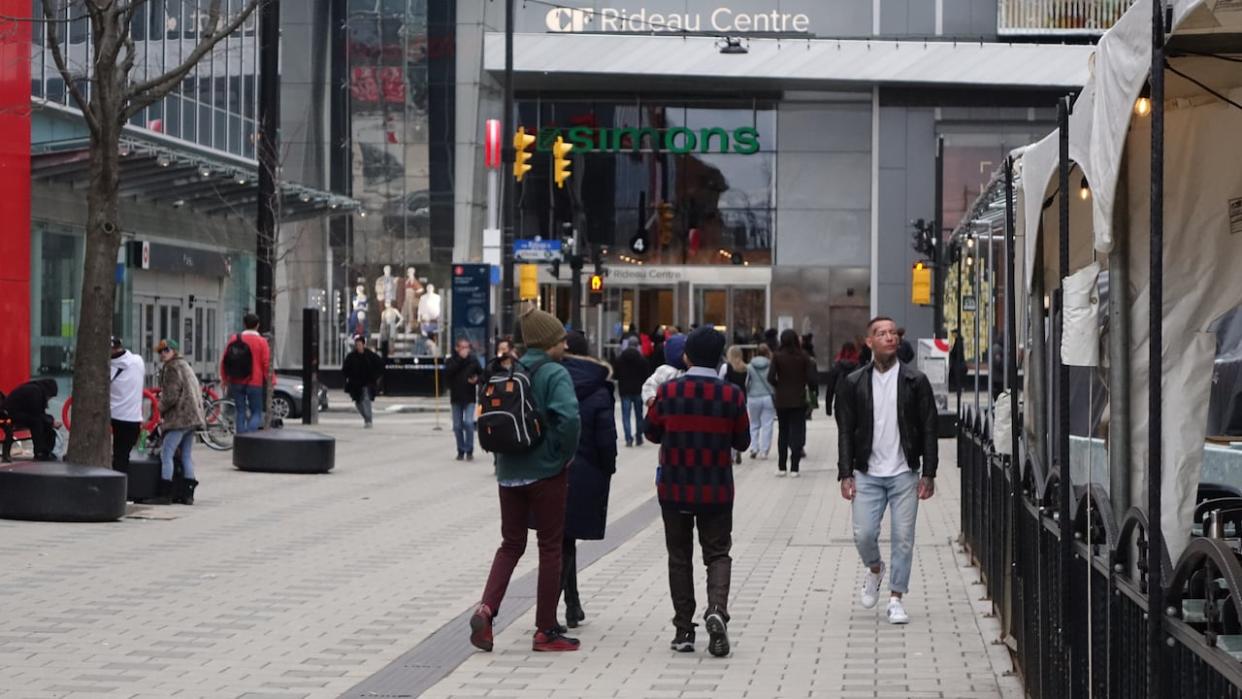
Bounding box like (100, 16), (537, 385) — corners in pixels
(1079, 177), (1091, 201)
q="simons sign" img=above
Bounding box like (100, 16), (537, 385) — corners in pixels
(536, 125), (760, 155)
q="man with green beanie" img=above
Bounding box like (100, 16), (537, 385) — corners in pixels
(470, 307), (583, 653)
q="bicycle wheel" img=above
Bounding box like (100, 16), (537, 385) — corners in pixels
(201, 399), (236, 451)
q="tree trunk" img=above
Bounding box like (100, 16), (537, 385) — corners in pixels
(65, 117), (123, 468)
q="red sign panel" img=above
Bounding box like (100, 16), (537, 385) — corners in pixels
(484, 119), (501, 170)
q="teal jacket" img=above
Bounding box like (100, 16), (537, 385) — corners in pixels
(495, 349), (581, 482)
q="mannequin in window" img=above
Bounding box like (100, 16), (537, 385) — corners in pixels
(401, 266), (424, 330)
(379, 300), (403, 357)
(348, 285), (368, 336)
(375, 265), (397, 306)
(418, 283), (442, 337)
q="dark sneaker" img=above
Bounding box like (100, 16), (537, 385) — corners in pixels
(705, 612), (730, 658)
(469, 604), (494, 652)
(670, 628), (696, 653)
(466, 453), (474, 462)
(566, 603), (585, 629)
(455, 453), (464, 461)
(532, 627), (580, 652)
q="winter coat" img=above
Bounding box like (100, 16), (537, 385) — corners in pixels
(159, 357), (205, 431)
(494, 349), (581, 483)
(3, 378), (58, 418)
(823, 358), (860, 416)
(342, 348), (385, 401)
(443, 353), (483, 405)
(768, 349), (816, 410)
(745, 357), (774, 399)
(612, 347), (650, 397)
(642, 364), (686, 404)
(563, 355), (618, 541)
(719, 364), (747, 394)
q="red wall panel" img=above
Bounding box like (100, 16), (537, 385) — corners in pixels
(0, 1), (31, 390)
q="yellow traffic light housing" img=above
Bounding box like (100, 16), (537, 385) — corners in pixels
(588, 273), (604, 306)
(553, 136), (573, 188)
(912, 260), (932, 306)
(513, 127), (535, 182)
(519, 264), (539, 301)
(657, 202), (674, 245)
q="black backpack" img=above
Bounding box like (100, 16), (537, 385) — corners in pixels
(222, 335), (253, 381)
(477, 360), (548, 454)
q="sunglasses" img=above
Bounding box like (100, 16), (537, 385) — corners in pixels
(159, 348), (173, 354)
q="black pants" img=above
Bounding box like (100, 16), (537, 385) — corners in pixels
(776, 407), (807, 472)
(561, 538), (579, 608)
(111, 419), (141, 470)
(11, 412), (55, 459)
(662, 508), (732, 632)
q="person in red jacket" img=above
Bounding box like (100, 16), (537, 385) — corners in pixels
(645, 326), (750, 658)
(220, 313), (273, 433)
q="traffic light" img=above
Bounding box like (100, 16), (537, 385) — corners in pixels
(519, 264), (539, 301)
(912, 260), (932, 305)
(552, 136), (573, 188)
(657, 202), (675, 245)
(910, 218), (934, 256)
(588, 273), (604, 306)
(513, 127), (535, 182)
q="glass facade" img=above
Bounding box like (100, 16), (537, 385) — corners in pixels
(516, 98), (776, 267)
(31, 0), (261, 158)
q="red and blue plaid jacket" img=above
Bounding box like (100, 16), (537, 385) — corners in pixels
(644, 371), (750, 513)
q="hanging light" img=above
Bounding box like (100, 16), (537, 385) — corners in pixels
(1079, 177), (1091, 201)
(1134, 83), (1152, 117)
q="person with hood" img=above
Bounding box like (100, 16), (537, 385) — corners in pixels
(444, 337), (483, 461)
(642, 333), (688, 406)
(2, 378), (59, 461)
(768, 329), (816, 477)
(155, 339), (206, 505)
(341, 335), (384, 428)
(612, 336), (650, 447)
(897, 327), (916, 365)
(745, 344), (776, 460)
(560, 331), (618, 628)
(110, 336), (146, 470)
(825, 342), (862, 417)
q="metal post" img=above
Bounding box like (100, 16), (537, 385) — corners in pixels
(500, 0), (516, 335)
(301, 308), (319, 425)
(1057, 95), (1074, 695)
(956, 241), (964, 409)
(1108, 162), (1131, 524)
(1148, 2), (1167, 696)
(1005, 158), (1019, 461)
(975, 228), (982, 420)
(569, 227), (583, 331)
(934, 137), (946, 337)
(256, 0), (281, 333)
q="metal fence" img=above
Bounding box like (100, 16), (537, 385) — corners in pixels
(998, 0), (1135, 35)
(957, 405), (1242, 698)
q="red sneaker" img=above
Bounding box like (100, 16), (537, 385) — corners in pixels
(532, 627), (581, 652)
(469, 604), (494, 652)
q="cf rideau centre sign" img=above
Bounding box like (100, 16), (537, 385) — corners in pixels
(545, 6), (811, 34)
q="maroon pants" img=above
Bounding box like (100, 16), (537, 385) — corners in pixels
(481, 468), (568, 631)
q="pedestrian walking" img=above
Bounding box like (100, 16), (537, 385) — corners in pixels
(645, 326), (749, 657)
(641, 333), (687, 406)
(801, 333), (820, 420)
(470, 307), (582, 653)
(745, 344), (776, 459)
(897, 327), (916, 364)
(824, 342), (861, 416)
(219, 313), (272, 433)
(109, 336), (146, 470)
(719, 345), (748, 464)
(341, 335), (384, 428)
(561, 331), (618, 629)
(155, 340), (205, 505)
(768, 329), (815, 476)
(444, 337), (483, 461)
(2, 378), (59, 461)
(835, 316), (938, 625)
(612, 336), (650, 447)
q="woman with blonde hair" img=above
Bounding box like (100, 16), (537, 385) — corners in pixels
(718, 345), (749, 464)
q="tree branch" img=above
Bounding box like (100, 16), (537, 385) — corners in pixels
(42, 0), (100, 136)
(124, 0), (263, 119)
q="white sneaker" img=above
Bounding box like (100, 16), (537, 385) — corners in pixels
(887, 597), (910, 624)
(790, 472), (801, 478)
(776, 470), (788, 477)
(860, 562), (885, 609)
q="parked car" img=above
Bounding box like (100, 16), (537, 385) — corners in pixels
(271, 376), (329, 420)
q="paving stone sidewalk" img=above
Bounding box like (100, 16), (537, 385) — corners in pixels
(423, 417), (1021, 699)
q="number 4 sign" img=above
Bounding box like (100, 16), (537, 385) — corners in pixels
(629, 232), (648, 255)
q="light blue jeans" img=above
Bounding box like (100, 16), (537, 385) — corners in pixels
(851, 469), (920, 593)
(746, 395), (775, 454)
(229, 384), (265, 433)
(451, 402), (476, 456)
(160, 429), (196, 481)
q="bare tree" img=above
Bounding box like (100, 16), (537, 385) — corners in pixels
(40, 0), (263, 468)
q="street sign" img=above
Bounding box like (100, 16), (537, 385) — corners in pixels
(963, 295), (977, 312)
(484, 119), (501, 169)
(514, 238), (563, 262)
(451, 264), (490, 354)
(629, 231), (649, 255)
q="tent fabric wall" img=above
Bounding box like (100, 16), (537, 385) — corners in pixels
(1062, 262), (1102, 367)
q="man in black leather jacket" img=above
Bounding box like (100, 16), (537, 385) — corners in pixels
(834, 316), (938, 625)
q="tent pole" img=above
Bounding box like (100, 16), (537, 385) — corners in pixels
(1108, 158), (1131, 527)
(1056, 94), (1074, 697)
(1147, 1), (1167, 697)
(1003, 156), (1022, 638)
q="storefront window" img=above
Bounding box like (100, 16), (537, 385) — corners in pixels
(516, 98), (776, 267)
(32, 228), (83, 376)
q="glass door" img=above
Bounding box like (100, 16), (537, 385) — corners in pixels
(692, 286), (767, 346)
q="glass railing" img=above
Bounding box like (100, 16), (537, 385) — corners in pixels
(998, 0), (1134, 35)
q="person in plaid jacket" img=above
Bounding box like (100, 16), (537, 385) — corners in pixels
(645, 326), (750, 658)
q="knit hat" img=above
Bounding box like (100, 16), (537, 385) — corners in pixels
(685, 326), (725, 369)
(664, 333), (687, 370)
(566, 330), (589, 356)
(520, 307), (566, 350)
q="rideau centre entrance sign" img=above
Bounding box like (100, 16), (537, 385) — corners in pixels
(536, 126), (760, 155)
(545, 7), (811, 34)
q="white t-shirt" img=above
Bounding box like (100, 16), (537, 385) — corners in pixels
(867, 365), (909, 477)
(110, 350), (147, 422)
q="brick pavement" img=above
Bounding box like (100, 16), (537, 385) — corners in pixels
(0, 405), (1019, 698)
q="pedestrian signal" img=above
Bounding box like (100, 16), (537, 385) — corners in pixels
(588, 273), (604, 306)
(912, 261), (932, 306)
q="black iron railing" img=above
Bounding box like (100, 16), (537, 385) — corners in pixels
(958, 406), (1242, 697)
